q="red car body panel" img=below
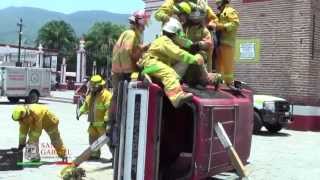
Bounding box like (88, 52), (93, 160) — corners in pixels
(117, 82), (253, 180)
(191, 88), (253, 179)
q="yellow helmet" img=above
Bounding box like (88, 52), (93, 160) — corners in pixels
(175, 2), (192, 15)
(90, 75), (105, 86)
(12, 105), (27, 121)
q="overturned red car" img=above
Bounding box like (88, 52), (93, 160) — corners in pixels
(114, 80), (253, 180)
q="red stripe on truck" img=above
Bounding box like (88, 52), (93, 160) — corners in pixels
(288, 105), (320, 131)
(288, 115), (320, 132)
(6, 87), (27, 90)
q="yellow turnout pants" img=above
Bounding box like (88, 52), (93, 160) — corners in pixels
(216, 44), (235, 85)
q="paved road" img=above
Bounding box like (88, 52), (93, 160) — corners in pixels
(0, 97), (113, 180)
(245, 129), (320, 180)
(40, 90), (74, 103)
(0, 96), (319, 180)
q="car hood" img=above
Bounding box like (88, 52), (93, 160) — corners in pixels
(254, 95), (286, 109)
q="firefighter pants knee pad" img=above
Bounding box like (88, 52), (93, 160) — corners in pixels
(173, 62), (189, 78)
(184, 64), (209, 86)
(147, 61), (184, 106)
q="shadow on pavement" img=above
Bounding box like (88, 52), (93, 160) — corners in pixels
(86, 165), (113, 173)
(254, 131), (291, 137)
(87, 158), (113, 163)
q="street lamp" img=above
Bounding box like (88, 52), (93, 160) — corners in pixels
(16, 18), (23, 67)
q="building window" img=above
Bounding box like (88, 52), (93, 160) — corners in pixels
(243, 0), (271, 3)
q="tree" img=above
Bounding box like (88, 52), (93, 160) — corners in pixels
(36, 20), (77, 71)
(84, 22), (125, 77)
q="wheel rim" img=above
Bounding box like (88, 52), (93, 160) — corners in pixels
(30, 92), (39, 103)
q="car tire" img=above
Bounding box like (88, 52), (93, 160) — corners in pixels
(8, 97), (20, 103)
(265, 123), (283, 133)
(253, 111), (263, 134)
(25, 91), (39, 104)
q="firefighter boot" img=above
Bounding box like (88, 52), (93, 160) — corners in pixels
(208, 73), (223, 86)
(172, 93), (193, 108)
(25, 143), (41, 162)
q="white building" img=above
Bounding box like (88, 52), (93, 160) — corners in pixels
(0, 43), (59, 86)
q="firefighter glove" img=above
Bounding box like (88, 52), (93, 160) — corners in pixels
(190, 42), (201, 53)
(195, 54), (204, 65)
(207, 22), (217, 31)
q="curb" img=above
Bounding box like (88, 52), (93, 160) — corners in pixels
(40, 97), (73, 104)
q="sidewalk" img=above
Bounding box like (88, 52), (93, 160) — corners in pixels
(40, 90), (75, 103)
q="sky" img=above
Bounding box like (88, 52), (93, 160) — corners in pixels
(0, 0), (145, 14)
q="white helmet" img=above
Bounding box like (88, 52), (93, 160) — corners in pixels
(162, 17), (183, 34)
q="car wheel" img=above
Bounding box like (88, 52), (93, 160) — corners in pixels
(265, 123), (283, 133)
(25, 91), (39, 104)
(8, 97), (20, 103)
(253, 111), (263, 134)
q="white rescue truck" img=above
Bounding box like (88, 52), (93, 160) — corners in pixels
(0, 66), (51, 103)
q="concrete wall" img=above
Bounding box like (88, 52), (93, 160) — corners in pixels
(144, 0), (320, 105)
(228, 0), (318, 105)
(312, 0), (320, 105)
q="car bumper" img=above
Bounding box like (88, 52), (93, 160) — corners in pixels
(262, 111), (293, 125)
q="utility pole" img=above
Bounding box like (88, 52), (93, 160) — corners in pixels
(16, 18), (23, 67)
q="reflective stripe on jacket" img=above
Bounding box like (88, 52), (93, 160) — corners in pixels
(112, 29), (141, 73)
(138, 35), (199, 68)
(79, 88), (112, 125)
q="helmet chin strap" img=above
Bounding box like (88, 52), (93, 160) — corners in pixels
(92, 86), (103, 95)
(217, 3), (225, 11)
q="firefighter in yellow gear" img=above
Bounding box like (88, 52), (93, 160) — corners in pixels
(137, 17), (204, 108)
(187, 9), (213, 68)
(215, 0), (239, 85)
(111, 10), (149, 119)
(155, 0), (219, 26)
(12, 104), (67, 161)
(111, 10), (150, 105)
(110, 10), (150, 153)
(111, 10), (150, 81)
(171, 2), (194, 50)
(79, 75), (112, 159)
(179, 9), (218, 87)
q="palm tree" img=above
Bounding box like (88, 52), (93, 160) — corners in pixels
(36, 20), (77, 70)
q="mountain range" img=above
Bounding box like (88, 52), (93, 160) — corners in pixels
(0, 7), (129, 45)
